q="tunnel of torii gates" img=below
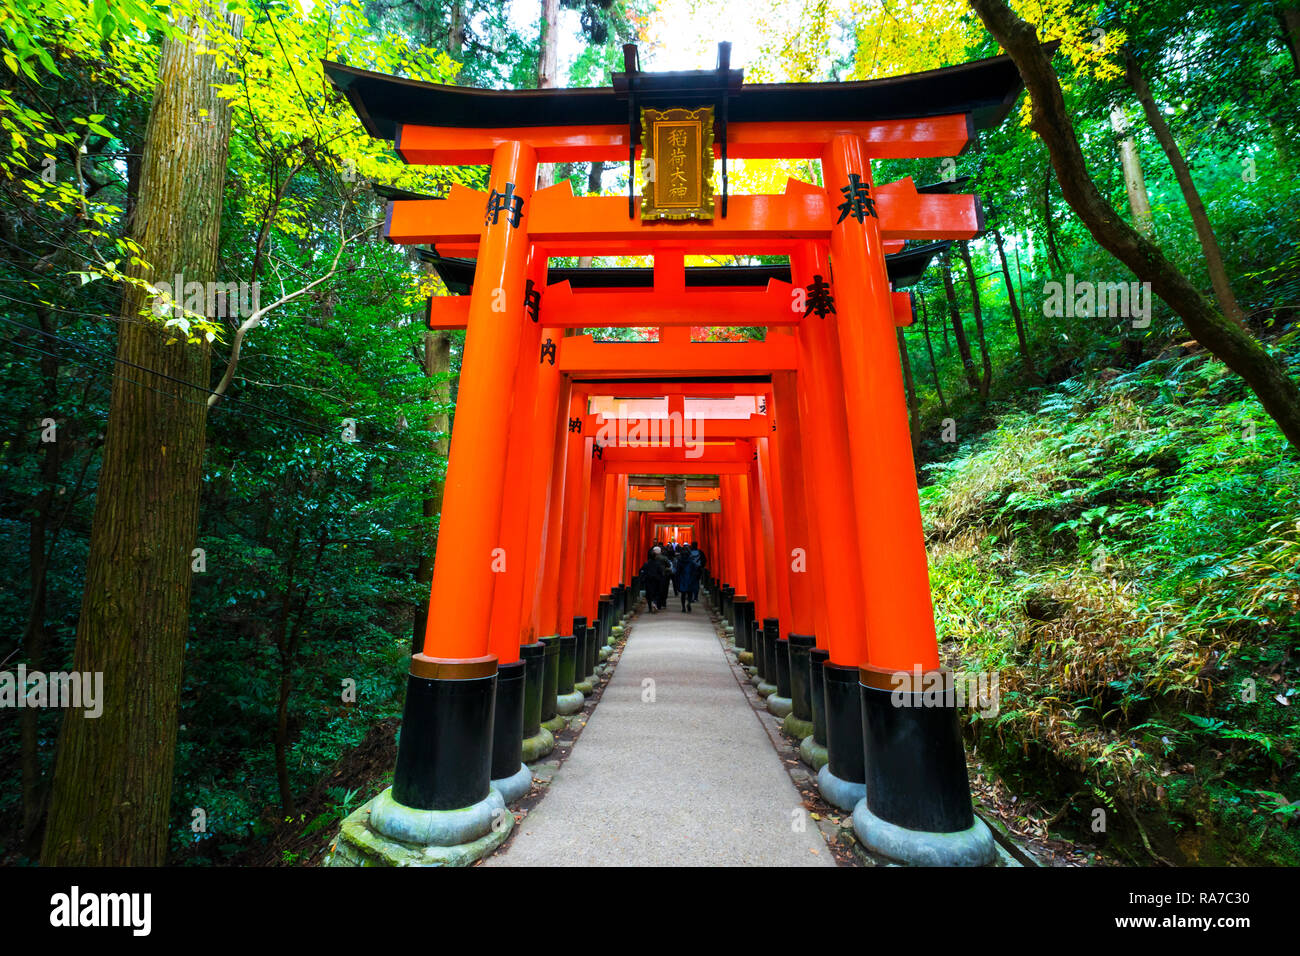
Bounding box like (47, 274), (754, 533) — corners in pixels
(322, 42), (1029, 867)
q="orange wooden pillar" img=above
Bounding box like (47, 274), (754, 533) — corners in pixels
(824, 135), (939, 676)
(757, 430), (798, 717)
(790, 241), (866, 667)
(770, 359), (820, 740)
(556, 400), (591, 633)
(538, 380), (580, 638)
(387, 140), (536, 824)
(575, 458), (607, 684)
(553, 395), (592, 711)
(823, 135), (988, 852)
(747, 447), (777, 694)
(790, 239), (869, 806)
(518, 330), (567, 759)
(486, 257), (546, 667)
(579, 461), (607, 624)
(483, 252), (547, 791)
(522, 334), (566, 641)
(721, 473), (751, 647)
(769, 362), (816, 636)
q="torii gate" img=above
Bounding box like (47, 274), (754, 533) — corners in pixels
(324, 43), (1026, 867)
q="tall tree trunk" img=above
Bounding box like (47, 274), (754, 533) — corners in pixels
(416, 330), (452, 583)
(535, 0), (560, 190)
(20, 306), (59, 855)
(968, 0), (1300, 449)
(991, 228), (1037, 379)
(1042, 167), (1065, 276)
(918, 293), (948, 415)
(1123, 47), (1245, 328)
(1280, 2), (1300, 76)
(897, 327), (920, 455)
(447, 0), (464, 56)
(273, 528), (301, 816)
(942, 251), (980, 395)
(956, 241), (993, 399)
(40, 9), (237, 866)
(1108, 103), (1154, 238)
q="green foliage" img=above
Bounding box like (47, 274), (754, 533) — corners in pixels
(923, 349), (1300, 864)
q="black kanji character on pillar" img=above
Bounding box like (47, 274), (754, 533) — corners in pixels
(540, 337), (556, 365)
(836, 173), (877, 224)
(485, 182), (524, 227)
(568, 417), (583, 433)
(524, 279), (541, 323)
(805, 274), (836, 318)
(592, 441), (604, 460)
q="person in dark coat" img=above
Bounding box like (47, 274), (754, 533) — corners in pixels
(686, 541), (705, 607)
(653, 546), (673, 609)
(639, 546), (668, 612)
(675, 543), (702, 612)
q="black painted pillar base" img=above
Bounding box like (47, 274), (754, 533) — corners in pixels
(391, 655), (498, 812)
(809, 648), (830, 746)
(557, 635), (577, 695)
(597, 595), (611, 646)
(572, 626), (588, 687)
(852, 665), (996, 864)
(539, 636), (560, 723)
(732, 597), (752, 651)
(519, 643), (545, 739)
(555, 633), (584, 716)
(800, 646), (831, 770)
(585, 624), (598, 680)
(490, 659), (525, 779)
(751, 616), (766, 680)
(818, 661), (866, 811)
(859, 666), (977, 833)
(765, 619), (785, 695)
(788, 635), (815, 721)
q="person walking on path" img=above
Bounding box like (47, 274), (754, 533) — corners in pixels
(675, 543), (701, 613)
(653, 545), (673, 609)
(640, 546), (668, 612)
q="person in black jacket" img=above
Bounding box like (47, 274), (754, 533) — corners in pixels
(675, 542), (702, 612)
(639, 546), (668, 612)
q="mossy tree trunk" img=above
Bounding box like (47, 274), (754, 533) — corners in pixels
(41, 10), (237, 866)
(1122, 47), (1245, 328)
(991, 228), (1037, 380)
(941, 251), (980, 395)
(416, 330), (452, 584)
(956, 240), (993, 399)
(917, 293), (948, 415)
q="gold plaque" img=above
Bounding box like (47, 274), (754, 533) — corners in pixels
(639, 106), (715, 221)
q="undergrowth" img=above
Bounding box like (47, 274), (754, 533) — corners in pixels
(922, 343), (1300, 865)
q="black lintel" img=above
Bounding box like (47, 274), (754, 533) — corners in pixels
(323, 48), (1042, 144)
(418, 242), (949, 295)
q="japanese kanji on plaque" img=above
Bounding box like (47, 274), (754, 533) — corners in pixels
(639, 106), (714, 221)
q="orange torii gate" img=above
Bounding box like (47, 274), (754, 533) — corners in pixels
(325, 43), (1026, 867)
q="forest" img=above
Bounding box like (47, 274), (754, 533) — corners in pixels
(1, 0), (1297, 868)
